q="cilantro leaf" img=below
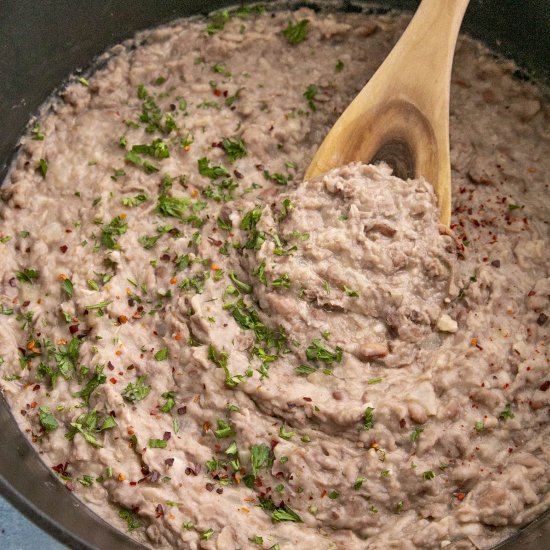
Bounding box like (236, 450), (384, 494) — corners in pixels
(305, 339), (343, 365)
(250, 443), (271, 476)
(122, 376), (151, 403)
(38, 406), (59, 431)
(221, 137), (247, 162)
(16, 268), (39, 284)
(281, 20), (309, 44)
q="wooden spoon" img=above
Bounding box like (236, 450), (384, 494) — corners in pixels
(305, 0), (470, 226)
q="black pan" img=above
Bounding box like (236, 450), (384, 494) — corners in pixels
(0, 1), (548, 548)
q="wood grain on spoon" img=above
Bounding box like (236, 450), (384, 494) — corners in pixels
(305, 0), (470, 226)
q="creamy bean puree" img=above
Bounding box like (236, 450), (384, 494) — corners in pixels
(1, 4), (549, 550)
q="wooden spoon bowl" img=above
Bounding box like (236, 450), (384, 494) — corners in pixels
(305, 0), (470, 226)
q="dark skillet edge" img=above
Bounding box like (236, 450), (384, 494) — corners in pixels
(0, 395), (148, 550)
(0, 1), (549, 549)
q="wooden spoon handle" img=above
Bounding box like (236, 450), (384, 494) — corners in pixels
(306, 0), (470, 225)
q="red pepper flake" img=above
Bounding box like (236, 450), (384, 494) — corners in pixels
(155, 504), (165, 518)
(539, 381), (550, 392)
(52, 462), (70, 476)
(456, 492), (465, 501)
(59, 245), (68, 253)
(303, 397), (312, 402)
(118, 315), (128, 324)
(69, 324), (79, 334)
(208, 236), (222, 246)
(110, 377), (117, 384)
(321, 489), (327, 498)
(399, 418), (406, 429)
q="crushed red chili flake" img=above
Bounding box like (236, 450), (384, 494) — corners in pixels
(52, 462), (70, 476)
(69, 324), (79, 334)
(539, 381), (550, 392)
(155, 504), (165, 518)
(163, 431), (171, 441)
(537, 313), (548, 326)
(59, 245), (68, 253)
(177, 405), (187, 415)
(165, 458), (174, 467)
(208, 236), (222, 246)
(399, 418), (406, 429)
(205, 483), (214, 491)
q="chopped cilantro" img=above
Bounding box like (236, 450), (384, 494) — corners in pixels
(74, 366), (106, 405)
(31, 124), (45, 141)
(423, 470), (435, 480)
(119, 507), (141, 531)
(410, 426), (424, 442)
(499, 403), (515, 420)
(344, 286), (359, 297)
(303, 84), (318, 111)
(198, 157), (230, 179)
(154, 347), (169, 361)
(38, 406), (59, 431)
(138, 234), (160, 249)
(65, 409), (116, 448)
(214, 419), (235, 439)
(16, 268), (39, 284)
(149, 438), (168, 449)
(295, 364), (316, 376)
(101, 215), (127, 249)
(271, 504), (302, 523)
(305, 339), (343, 365)
(281, 19), (309, 44)
(250, 443), (271, 476)
(122, 193), (148, 207)
(200, 528), (214, 541)
(221, 136), (247, 162)
(228, 271), (252, 294)
(61, 278), (74, 298)
(122, 376), (151, 403)
(279, 425), (295, 440)
(363, 407), (374, 430)
(37, 158), (48, 178)
(272, 273), (290, 288)
(160, 391), (176, 413)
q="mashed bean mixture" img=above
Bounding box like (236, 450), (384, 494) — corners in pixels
(1, 5), (549, 550)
